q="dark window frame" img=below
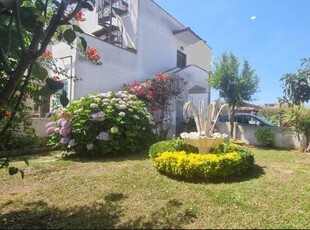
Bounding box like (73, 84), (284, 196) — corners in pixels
(177, 50), (187, 68)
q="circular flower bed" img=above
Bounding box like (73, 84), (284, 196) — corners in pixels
(46, 90), (155, 155)
(151, 142), (255, 180)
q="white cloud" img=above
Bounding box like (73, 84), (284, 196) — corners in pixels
(251, 16), (256, 20)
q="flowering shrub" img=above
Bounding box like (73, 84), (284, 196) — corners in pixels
(67, 5), (86, 22)
(83, 47), (101, 65)
(41, 50), (53, 59)
(124, 73), (186, 140)
(46, 90), (155, 155)
(153, 150), (254, 180)
(151, 141), (255, 181)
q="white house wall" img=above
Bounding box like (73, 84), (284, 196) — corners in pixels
(188, 40), (212, 72)
(74, 35), (138, 98)
(78, 9), (102, 35)
(51, 42), (77, 102)
(136, 0), (186, 77)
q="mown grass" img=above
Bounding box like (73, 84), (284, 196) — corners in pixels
(0, 147), (309, 229)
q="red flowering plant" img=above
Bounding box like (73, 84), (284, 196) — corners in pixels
(66, 5), (86, 22)
(84, 47), (101, 64)
(41, 50), (53, 59)
(124, 73), (186, 140)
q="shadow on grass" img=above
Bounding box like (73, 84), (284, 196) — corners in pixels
(1, 193), (196, 229)
(248, 145), (300, 153)
(119, 198), (197, 229)
(6, 149), (151, 166)
(59, 150), (151, 163)
(159, 163), (266, 184)
(0, 193), (125, 229)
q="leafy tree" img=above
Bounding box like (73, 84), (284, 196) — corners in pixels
(280, 58), (310, 105)
(0, 0), (96, 174)
(209, 52), (259, 137)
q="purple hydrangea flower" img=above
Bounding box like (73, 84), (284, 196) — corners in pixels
(46, 126), (55, 135)
(98, 131), (109, 141)
(60, 125), (71, 136)
(57, 118), (66, 127)
(60, 137), (70, 145)
(45, 122), (56, 129)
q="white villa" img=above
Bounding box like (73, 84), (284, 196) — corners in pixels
(34, 0), (212, 137)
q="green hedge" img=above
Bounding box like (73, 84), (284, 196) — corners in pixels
(153, 150), (254, 180)
(148, 138), (198, 159)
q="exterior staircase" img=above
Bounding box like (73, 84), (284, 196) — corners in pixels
(93, 0), (128, 47)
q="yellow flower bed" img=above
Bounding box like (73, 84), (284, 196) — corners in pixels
(153, 151), (254, 180)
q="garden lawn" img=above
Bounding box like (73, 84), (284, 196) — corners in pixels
(0, 147), (309, 229)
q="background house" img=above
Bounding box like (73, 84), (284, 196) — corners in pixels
(35, 0), (212, 137)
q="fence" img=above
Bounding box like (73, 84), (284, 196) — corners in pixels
(216, 122), (306, 150)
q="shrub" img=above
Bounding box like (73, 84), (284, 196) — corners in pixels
(1, 102), (38, 151)
(153, 150), (255, 180)
(124, 73), (186, 140)
(149, 137), (198, 159)
(47, 91), (155, 155)
(255, 127), (275, 147)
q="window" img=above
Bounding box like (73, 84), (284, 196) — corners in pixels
(177, 50), (186, 68)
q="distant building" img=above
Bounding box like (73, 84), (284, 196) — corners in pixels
(235, 103), (261, 115)
(261, 103), (281, 109)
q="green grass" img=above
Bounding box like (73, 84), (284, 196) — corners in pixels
(0, 147), (310, 229)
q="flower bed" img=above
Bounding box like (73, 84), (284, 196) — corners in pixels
(151, 142), (255, 180)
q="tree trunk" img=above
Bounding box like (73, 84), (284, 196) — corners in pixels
(230, 105), (235, 138)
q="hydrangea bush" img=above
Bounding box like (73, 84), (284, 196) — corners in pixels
(46, 91), (155, 155)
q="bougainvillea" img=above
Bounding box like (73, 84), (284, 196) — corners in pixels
(124, 73), (186, 140)
(46, 90), (155, 155)
(84, 47), (101, 64)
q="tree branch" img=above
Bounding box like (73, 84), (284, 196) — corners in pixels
(35, 0), (68, 58)
(0, 63), (34, 138)
(14, 0), (26, 54)
(59, 1), (81, 25)
(0, 48), (13, 74)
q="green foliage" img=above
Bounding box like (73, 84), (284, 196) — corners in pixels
(47, 91), (156, 156)
(209, 52), (259, 137)
(280, 58), (310, 105)
(153, 150), (255, 180)
(209, 52), (259, 108)
(149, 138), (198, 159)
(255, 128), (275, 147)
(210, 141), (244, 154)
(281, 104), (310, 150)
(0, 100), (38, 151)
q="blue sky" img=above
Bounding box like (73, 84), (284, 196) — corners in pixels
(155, 0), (310, 105)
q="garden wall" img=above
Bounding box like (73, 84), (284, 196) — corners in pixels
(31, 118), (50, 137)
(216, 122), (306, 150)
